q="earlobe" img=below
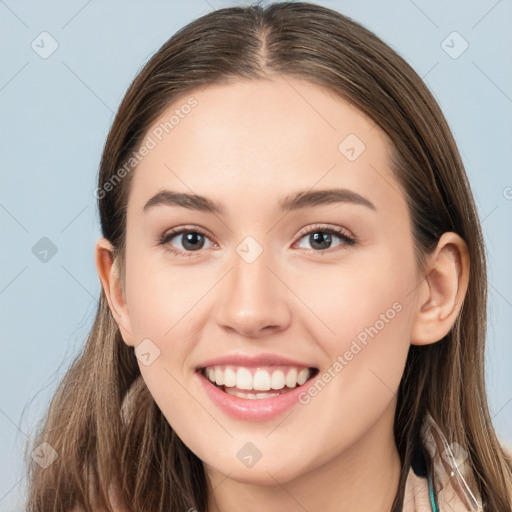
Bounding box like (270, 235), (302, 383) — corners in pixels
(94, 237), (134, 346)
(410, 232), (470, 346)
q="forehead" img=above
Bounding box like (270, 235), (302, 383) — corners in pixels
(127, 76), (402, 217)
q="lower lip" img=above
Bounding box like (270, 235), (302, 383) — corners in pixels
(196, 371), (312, 422)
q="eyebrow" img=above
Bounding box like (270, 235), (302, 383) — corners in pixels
(143, 188), (376, 215)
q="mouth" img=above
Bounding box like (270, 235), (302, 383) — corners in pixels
(198, 364), (320, 400)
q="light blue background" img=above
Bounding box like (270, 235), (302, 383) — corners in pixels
(1, 1), (511, 509)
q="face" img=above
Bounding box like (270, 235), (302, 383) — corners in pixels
(117, 76), (422, 485)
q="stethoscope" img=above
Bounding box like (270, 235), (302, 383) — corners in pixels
(411, 439), (440, 512)
(428, 470), (440, 512)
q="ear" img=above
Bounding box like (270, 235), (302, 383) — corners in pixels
(95, 237), (135, 347)
(410, 232), (470, 346)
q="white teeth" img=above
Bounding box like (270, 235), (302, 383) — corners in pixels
(214, 367), (224, 386)
(203, 365), (312, 391)
(224, 367), (236, 387)
(285, 368), (298, 388)
(271, 370), (285, 390)
(297, 368), (309, 385)
(225, 388), (281, 399)
(253, 369), (271, 391)
(236, 367), (253, 390)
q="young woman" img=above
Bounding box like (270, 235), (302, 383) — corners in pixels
(25, 2), (512, 511)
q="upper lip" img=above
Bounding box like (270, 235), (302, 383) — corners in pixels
(196, 352), (317, 370)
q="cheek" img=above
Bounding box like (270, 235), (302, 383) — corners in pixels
(293, 248), (416, 405)
(124, 255), (203, 421)
(288, 264), (415, 463)
(124, 245), (206, 342)
(294, 250), (414, 351)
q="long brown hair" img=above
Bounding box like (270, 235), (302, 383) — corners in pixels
(25, 2), (512, 511)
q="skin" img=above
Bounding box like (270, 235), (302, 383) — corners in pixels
(96, 76), (469, 512)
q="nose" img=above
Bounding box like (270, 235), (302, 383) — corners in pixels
(214, 247), (292, 338)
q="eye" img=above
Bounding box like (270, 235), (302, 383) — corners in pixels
(158, 227), (217, 258)
(293, 224), (356, 254)
(158, 224), (356, 258)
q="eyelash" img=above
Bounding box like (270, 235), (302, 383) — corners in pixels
(158, 224), (356, 258)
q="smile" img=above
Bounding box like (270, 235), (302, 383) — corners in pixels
(196, 364), (320, 421)
(201, 365), (315, 399)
